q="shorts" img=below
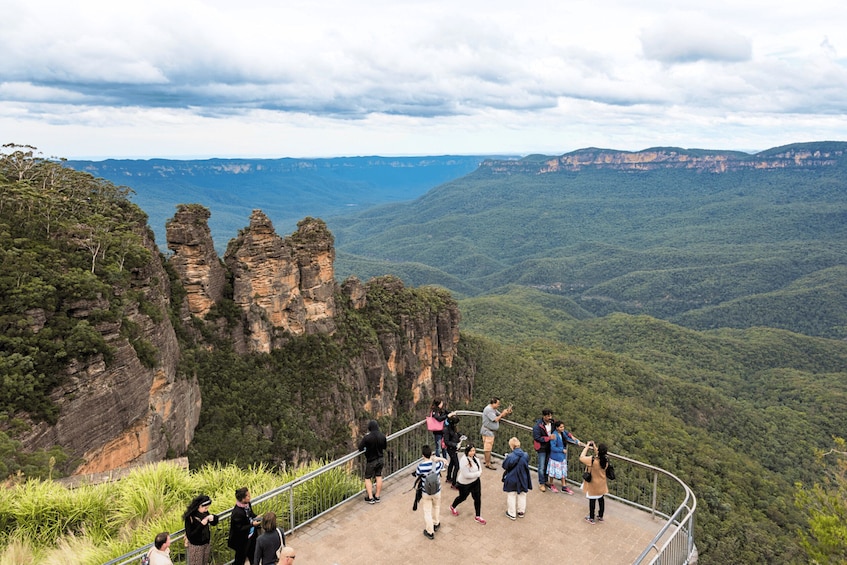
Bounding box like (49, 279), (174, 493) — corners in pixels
(364, 457), (384, 479)
(482, 435), (495, 451)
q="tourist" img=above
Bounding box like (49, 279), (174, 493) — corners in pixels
(501, 437), (532, 520)
(278, 546), (296, 563)
(146, 532), (173, 565)
(449, 444), (486, 524)
(357, 419), (387, 504)
(480, 397), (512, 470)
(547, 421), (581, 495)
(228, 487), (261, 565)
(443, 415), (462, 486)
(415, 444), (448, 539)
(428, 398), (454, 457)
(183, 494), (219, 564)
(254, 511), (285, 565)
(532, 408), (555, 491)
(580, 441), (611, 524)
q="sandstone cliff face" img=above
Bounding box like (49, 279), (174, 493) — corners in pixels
(224, 211), (336, 352)
(21, 227), (202, 474)
(340, 276), (466, 421)
(165, 209), (470, 453)
(481, 144), (847, 174)
(166, 204), (227, 320)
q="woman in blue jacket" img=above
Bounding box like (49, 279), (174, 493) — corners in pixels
(501, 437), (532, 520)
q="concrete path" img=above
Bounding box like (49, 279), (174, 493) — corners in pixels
(288, 461), (667, 565)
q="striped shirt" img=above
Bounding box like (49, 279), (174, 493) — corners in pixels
(415, 459), (444, 478)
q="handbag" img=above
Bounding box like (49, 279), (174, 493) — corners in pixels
(582, 456), (593, 483)
(426, 414), (444, 432)
(274, 528), (285, 561)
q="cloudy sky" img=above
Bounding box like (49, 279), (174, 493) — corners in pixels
(1, 0), (845, 159)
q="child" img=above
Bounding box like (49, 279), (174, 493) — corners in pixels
(547, 421), (574, 494)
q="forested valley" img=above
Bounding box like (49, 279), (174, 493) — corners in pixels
(1, 143), (846, 563)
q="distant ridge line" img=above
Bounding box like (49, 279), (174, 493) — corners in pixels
(481, 141), (847, 174)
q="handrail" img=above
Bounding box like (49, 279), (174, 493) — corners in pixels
(104, 412), (696, 565)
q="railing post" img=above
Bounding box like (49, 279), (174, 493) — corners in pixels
(652, 471), (659, 517)
(289, 486), (295, 532)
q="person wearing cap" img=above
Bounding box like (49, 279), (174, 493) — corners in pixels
(183, 494), (219, 564)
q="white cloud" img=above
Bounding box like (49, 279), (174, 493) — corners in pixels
(1, 0), (846, 158)
(641, 18), (752, 64)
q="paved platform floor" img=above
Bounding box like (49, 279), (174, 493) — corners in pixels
(288, 460), (668, 565)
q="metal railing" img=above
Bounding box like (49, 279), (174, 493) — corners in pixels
(106, 412), (695, 565)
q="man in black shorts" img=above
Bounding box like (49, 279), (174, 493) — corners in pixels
(358, 420), (388, 504)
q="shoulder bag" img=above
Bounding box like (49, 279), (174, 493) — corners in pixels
(275, 528), (285, 561)
(426, 413), (444, 431)
(582, 456), (593, 483)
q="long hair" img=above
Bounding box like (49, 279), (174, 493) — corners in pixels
(597, 443), (609, 468)
(430, 398), (443, 412)
(261, 511), (278, 533)
(182, 494), (211, 521)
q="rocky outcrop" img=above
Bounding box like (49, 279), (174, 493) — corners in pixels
(340, 276), (466, 420)
(20, 227), (201, 474)
(481, 142), (847, 174)
(166, 204), (227, 320)
(165, 207), (469, 441)
(224, 212), (336, 352)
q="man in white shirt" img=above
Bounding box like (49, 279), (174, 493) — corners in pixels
(146, 532), (173, 565)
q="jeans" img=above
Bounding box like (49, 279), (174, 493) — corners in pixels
(433, 432), (444, 457)
(536, 450), (549, 486)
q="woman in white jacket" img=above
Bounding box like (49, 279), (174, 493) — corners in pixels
(448, 444), (486, 524)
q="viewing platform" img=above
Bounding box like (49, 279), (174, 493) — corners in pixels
(292, 455), (672, 564)
(109, 412), (695, 565)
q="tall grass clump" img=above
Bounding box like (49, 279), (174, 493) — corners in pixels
(110, 460), (195, 534)
(4, 479), (112, 546)
(0, 461), (370, 565)
(0, 458), (366, 564)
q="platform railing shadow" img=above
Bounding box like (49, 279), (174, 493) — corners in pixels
(105, 411), (695, 565)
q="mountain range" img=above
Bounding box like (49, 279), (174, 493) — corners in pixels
(331, 141), (847, 339)
(66, 155), (501, 251)
(5, 141), (847, 563)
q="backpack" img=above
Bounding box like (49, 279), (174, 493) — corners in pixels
(140, 552), (150, 565)
(422, 469), (440, 495)
(606, 463), (616, 480)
